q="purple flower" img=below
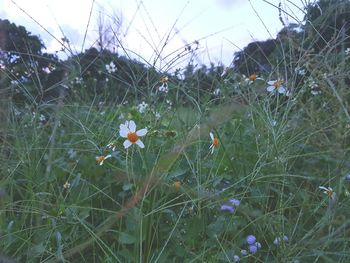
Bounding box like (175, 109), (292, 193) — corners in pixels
(249, 245), (258, 254)
(273, 237), (281, 245)
(240, 249), (247, 256)
(246, 235), (256, 245)
(229, 198), (241, 206)
(220, 205), (235, 213)
(273, 235), (288, 246)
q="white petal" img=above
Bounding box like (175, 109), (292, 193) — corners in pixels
(123, 140), (132, 149)
(267, 86), (275, 92)
(128, 120), (136, 132)
(119, 125), (129, 137)
(319, 186), (328, 191)
(136, 128), (148, 136)
(210, 145), (215, 154)
(209, 132), (214, 140)
(278, 86), (286, 94)
(135, 139), (145, 148)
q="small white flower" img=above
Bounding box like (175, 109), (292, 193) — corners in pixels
(63, 181), (71, 189)
(158, 83), (168, 93)
(96, 154), (112, 165)
(42, 67), (51, 74)
(137, 101), (148, 113)
(0, 60), (5, 69)
(158, 76), (169, 93)
(105, 61), (116, 74)
(311, 90), (321, 96)
(319, 186), (336, 200)
(209, 132), (219, 154)
(345, 47), (350, 56)
(74, 77), (83, 84)
(295, 67), (306, 76)
(39, 114), (46, 122)
(267, 79), (286, 94)
(107, 142), (117, 151)
(213, 88), (221, 96)
(119, 120), (147, 149)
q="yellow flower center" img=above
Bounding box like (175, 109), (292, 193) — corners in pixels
(326, 189), (334, 198)
(249, 73), (257, 81)
(174, 181), (181, 189)
(127, 132), (139, 143)
(212, 137), (219, 147)
(97, 156), (105, 163)
(160, 76), (168, 83)
(274, 80), (283, 88)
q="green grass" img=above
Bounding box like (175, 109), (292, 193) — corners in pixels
(2, 73), (350, 262)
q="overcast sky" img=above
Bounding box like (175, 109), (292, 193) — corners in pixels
(0, 0), (307, 71)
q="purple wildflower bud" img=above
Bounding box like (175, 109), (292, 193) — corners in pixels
(240, 249), (248, 256)
(233, 255), (240, 262)
(273, 237), (281, 245)
(345, 174), (350, 180)
(274, 235), (288, 245)
(255, 242), (262, 249)
(229, 198), (241, 206)
(249, 245), (258, 254)
(220, 205), (235, 213)
(246, 235), (256, 245)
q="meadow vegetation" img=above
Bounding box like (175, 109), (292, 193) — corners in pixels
(1, 0), (350, 262)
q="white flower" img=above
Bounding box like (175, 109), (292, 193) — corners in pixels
(155, 112), (161, 119)
(295, 67), (306, 76)
(213, 88), (221, 96)
(39, 114), (46, 122)
(158, 83), (168, 93)
(73, 77), (83, 84)
(319, 186), (336, 200)
(0, 60), (5, 69)
(158, 76), (169, 93)
(107, 142), (117, 152)
(63, 181), (71, 189)
(106, 61), (116, 74)
(209, 132), (219, 154)
(311, 90), (321, 96)
(42, 67), (51, 74)
(267, 79), (286, 94)
(96, 154), (112, 165)
(137, 101), (148, 113)
(243, 73), (264, 85)
(119, 120), (147, 149)
(345, 47), (350, 56)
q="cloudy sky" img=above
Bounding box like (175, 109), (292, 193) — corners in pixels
(0, 0), (307, 71)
